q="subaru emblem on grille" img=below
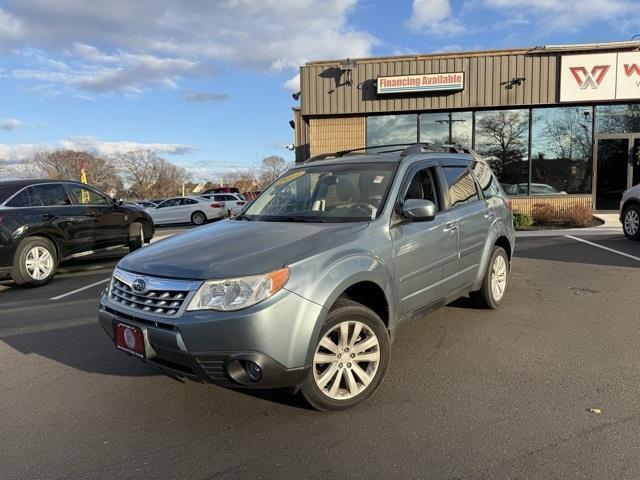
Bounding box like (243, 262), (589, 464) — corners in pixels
(132, 278), (147, 292)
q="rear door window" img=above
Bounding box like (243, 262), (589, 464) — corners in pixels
(28, 184), (72, 206)
(442, 166), (479, 208)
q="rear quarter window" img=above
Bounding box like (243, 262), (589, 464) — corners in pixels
(0, 184), (22, 204)
(471, 161), (501, 199)
(6, 188), (31, 207)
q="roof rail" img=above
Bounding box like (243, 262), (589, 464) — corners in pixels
(401, 142), (485, 160)
(304, 142), (485, 163)
(304, 143), (418, 163)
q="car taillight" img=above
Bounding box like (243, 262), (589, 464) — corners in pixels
(210, 203), (222, 208)
(236, 201), (245, 205)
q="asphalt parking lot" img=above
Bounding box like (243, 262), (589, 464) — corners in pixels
(2, 232), (640, 479)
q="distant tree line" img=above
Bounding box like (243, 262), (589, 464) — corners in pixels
(18, 150), (291, 199)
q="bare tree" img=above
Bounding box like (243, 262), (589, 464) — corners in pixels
(23, 150), (123, 194)
(476, 111), (528, 178)
(226, 170), (258, 193)
(115, 150), (190, 199)
(258, 155), (288, 187)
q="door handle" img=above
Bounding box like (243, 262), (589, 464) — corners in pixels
(444, 222), (457, 233)
(485, 210), (496, 219)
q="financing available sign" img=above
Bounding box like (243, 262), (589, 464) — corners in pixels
(560, 52), (640, 102)
(377, 72), (464, 95)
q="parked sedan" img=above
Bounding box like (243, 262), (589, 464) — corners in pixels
(200, 193), (247, 216)
(146, 197), (227, 226)
(0, 179), (154, 287)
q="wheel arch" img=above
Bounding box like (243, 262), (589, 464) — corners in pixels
(301, 272), (396, 367)
(22, 231), (63, 265)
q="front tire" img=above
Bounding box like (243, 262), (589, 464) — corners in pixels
(11, 236), (58, 287)
(301, 299), (390, 411)
(471, 246), (509, 309)
(191, 211), (206, 225)
(128, 222), (144, 252)
(622, 204), (640, 240)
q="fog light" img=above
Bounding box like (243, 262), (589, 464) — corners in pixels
(246, 361), (262, 382)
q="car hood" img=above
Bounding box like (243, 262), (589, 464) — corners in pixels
(118, 219), (368, 280)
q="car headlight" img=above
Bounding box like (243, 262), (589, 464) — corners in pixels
(187, 267), (290, 311)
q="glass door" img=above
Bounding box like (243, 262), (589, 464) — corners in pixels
(634, 138), (640, 188)
(595, 135), (640, 210)
(595, 137), (631, 210)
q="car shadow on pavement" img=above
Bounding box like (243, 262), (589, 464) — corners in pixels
(2, 322), (315, 410)
(2, 322), (161, 378)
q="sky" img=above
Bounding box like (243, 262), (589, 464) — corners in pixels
(0, 0), (637, 181)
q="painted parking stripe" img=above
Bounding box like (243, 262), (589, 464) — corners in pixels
(565, 235), (640, 263)
(50, 278), (109, 300)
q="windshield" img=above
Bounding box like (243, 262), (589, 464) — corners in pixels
(242, 162), (398, 222)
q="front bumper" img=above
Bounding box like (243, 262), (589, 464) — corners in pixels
(98, 287), (323, 389)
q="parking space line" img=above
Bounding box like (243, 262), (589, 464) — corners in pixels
(565, 235), (640, 263)
(50, 278), (109, 300)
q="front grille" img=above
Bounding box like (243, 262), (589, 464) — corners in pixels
(109, 278), (188, 316)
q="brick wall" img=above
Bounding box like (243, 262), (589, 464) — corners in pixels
(309, 116), (366, 157)
(510, 195), (592, 217)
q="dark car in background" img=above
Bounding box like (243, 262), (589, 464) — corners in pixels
(0, 179), (154, 287)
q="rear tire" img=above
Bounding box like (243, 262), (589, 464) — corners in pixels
(471, 246), (509, 309)
(622, 204), (640, 240)
(301, 298), (390, 411)
(191, 211), (206, 225)
(11, 236), (58, 287)
(128, 222), (144, 252)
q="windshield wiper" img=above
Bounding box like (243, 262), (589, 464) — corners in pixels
(265, 216), (327, 223)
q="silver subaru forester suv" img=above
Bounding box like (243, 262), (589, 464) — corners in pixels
(98, 144), (515, 411)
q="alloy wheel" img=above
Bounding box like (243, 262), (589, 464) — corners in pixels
(25, 246), (54, 280)
(312, 320), (381, 400)
(490, 254), (507, 302)
(624, 209), (639, 236)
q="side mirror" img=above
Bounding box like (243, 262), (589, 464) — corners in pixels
(112, 198), (124, 207)
(402, 199), (436, 221)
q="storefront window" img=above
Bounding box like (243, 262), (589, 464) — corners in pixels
(451, 111), (472, 146)
(474, 110), (529, 195)
(419, 112), (472, 146)
(596, 104), (640, 134)
(531, 107), (593, 194)
(419, 113), (449, 145)
(366, 114), (418, 147)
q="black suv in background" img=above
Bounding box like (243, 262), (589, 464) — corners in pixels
(0, 180), (154, 287)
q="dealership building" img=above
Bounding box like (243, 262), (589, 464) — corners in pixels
(292, 41), (640, 212)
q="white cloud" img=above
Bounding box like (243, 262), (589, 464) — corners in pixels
(0, 0), (375, 94)
(407, 0), (464, 35)
(481, 0), (638, 32)
(13, 47), (206, 95)
(0, 118), (23, 130)
(283, 73), (300, 93)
